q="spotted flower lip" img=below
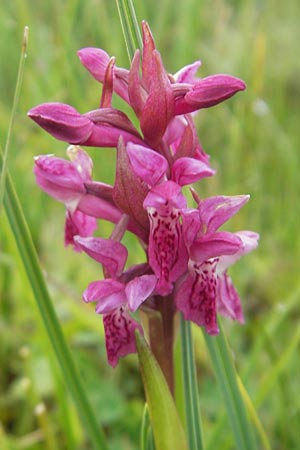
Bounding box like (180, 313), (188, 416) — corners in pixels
(175, 196), (258, 334)
(75, 235), (157, 366)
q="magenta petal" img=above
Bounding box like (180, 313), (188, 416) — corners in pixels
(65, 210), (97, 251)
(78, 47), (130, 103)
(185, 74), (246, 109)
(143, 180), (187, 211)
(217, 272), (244, 323)
(199, 195), (250, 233)
(103, 308), (143, 367)
(217, 230), (259, 273)
(78, 47), (110, 82)
(83, 279), (125, 310)
(67, 146), (93, 181)
(78, 194), (146, 241)
(172, 157), (215, 186)
(181, 209), (202, 247)
(127, 142), (168, 187)
(190, 231), (243, 263)
(78, 194), (121, 221)
(174, 61), (202, 84)
(175, 260), (219, 335)
(74, 236), (127, 278)
(34, 155), (85, 208)
(28, 103), (93, 143)
(125, 274), (157, 312)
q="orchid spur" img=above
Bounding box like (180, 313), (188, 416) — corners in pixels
(28, 20), (258, 370)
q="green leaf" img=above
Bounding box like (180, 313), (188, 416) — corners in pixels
(136, 332), (188, 450)
(140, 404), (155, 450)
(204, 323), (257, 450)
(180, 315), (205, 450)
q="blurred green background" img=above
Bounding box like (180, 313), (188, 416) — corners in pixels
(1, 0), (300, 449)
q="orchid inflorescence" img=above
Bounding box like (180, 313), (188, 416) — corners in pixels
(28, 22), (258, 369)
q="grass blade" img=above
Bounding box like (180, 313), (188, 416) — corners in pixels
(204, 323), (257, 450)
(0, 25), (109, 449)
(0, 153), (109, 450)
(180, 315), (205, 450)
(115, 0), (142, 61)
(0, 26), (28, 211)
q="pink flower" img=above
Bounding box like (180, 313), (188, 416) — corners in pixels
(29, 20), (258, 367)
(34, 146), (97, 249)
(175, 195), (258, 334)
(75, 236), (157, 367)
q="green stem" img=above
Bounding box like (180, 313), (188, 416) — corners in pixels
(204, 323), (257, 450)
(180, 315), (205, 450)
(148, 296), (175, 394)
(1, 156), (109, 450)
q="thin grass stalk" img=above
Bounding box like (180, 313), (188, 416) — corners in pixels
(0, 25), (108, 448)
(1, 156), (109, 450)
(204, 323), (257, 450)
(115, 0), (142, 61)
(180, 314), (204, 450)
(0, 26), (28, 211)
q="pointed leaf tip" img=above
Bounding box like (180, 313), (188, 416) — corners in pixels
(135, 332), (188, 450)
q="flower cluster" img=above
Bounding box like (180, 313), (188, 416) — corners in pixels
(28, 22), (258, 367)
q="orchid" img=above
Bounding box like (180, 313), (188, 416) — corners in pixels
(28, 20), (258, 373)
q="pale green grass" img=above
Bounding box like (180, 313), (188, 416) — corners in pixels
(1, 0), (300, 449)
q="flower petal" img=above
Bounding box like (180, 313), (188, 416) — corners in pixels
(78, 47), (130, 103)
(143, 180), (187, 211)
(217, 272), (244, 323)
(65, 210), (97, 251)
(28, 103), (93, 143)
(34, 154), (85, 209)
(189, 231), (243, 263)
(103, 308), (143, 367)
(199, 195), (250, 233)
(74, 236), (127, 278)
(125, 274), (157, 312)
(217, 230), (259, 273)
(66, 145), (93, 181)
(146, 206), (188, 296)
(172, 157), (215, 186)
(83, 279), (125, 312)
(185, 74), (246, 109)
(127, 142), (168, 187)
(174, 60), (202, 84)
(176, 260), (219, 335)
